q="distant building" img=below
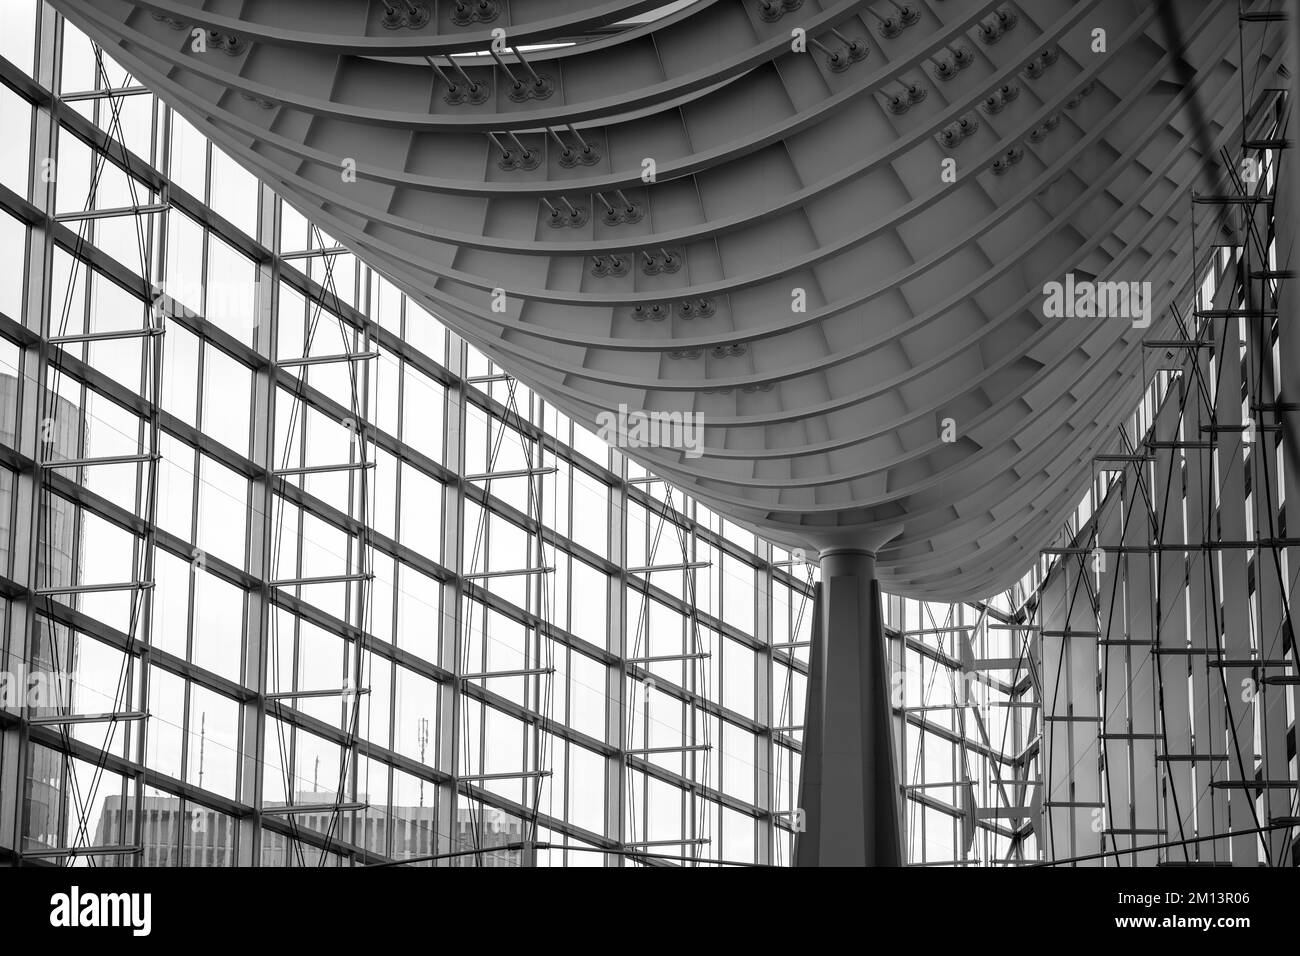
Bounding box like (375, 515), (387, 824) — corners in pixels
(91, 791), (525, 866)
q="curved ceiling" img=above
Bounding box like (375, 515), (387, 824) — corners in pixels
(50, 0), (1289, 599)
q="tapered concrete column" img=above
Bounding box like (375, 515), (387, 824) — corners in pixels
(795, 549), (903, 866)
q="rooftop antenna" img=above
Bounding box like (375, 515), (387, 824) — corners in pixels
(417, 717), (430, 807)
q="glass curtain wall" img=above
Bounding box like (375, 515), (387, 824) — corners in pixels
(0, 2), (1027, 867)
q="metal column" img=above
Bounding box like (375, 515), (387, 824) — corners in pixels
(795, 548), (903, 867)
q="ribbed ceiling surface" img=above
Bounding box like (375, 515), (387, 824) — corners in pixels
(50, 0), (1287, 598)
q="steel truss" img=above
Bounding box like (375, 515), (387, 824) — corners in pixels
(889, 586), (1043, 865)
(1037, 35), (1298, 865)
(622, 481), (714, 866)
